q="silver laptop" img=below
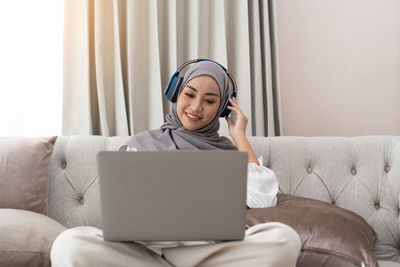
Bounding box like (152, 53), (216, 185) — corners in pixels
(97, 151), (248, 242)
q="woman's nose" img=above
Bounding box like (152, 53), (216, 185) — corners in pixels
(191, 99), (203, 112)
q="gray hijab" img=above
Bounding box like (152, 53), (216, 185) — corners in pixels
(125, 61), (237, 151)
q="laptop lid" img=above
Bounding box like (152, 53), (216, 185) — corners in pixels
(97, 151), (248, 242)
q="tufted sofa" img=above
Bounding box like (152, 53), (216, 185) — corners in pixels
(48, 135), (400, 266)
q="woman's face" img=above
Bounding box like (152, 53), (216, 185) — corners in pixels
(176, 75), (221, 131)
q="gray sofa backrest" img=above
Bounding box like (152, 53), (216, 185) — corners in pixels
(48, 135), (400, 262)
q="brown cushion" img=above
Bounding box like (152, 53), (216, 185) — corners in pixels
(0, 208), (66, 267)
(246, 193), (378, 267)
(0, 136), (56, 215)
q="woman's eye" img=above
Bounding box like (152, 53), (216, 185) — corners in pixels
(184, 93), (194, 98)
(205, 99), (215, 104)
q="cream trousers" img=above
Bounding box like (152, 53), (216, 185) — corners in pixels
(51, 222), (301, 267)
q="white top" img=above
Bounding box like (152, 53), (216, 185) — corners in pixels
(126, 145), (279, 255)
(127, 146), (278, 209)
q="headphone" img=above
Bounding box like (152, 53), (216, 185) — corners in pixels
(164, 59), (237, 117)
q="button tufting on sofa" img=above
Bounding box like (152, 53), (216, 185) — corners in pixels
(374, 201), (380, 209)
(61, 161), (67, 169)
(79, 196), (84, 205)
(351, 168), (357, 175)
(307, 167), (312, 173)
(385, 166), (391, 173)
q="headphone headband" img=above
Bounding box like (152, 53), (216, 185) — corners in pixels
(164, 59), (237, 118)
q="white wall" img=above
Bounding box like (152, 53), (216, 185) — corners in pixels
(276, 0), (400, 136)
(0, 0), (63, 136)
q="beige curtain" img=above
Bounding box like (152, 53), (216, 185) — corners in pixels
(62, 0), (281, 137)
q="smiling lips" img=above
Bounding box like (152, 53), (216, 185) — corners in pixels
(185, 112), (202, 121)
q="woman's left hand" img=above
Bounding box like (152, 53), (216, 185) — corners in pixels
(225, 97), (260, 165)
(225, 97), (248, 142)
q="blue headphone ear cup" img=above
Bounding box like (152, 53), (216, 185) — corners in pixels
(164, 72), (182, 103)
(220, 91), (237, 117)
(220, 96), (232, 117)
(170, 77), (182, 103)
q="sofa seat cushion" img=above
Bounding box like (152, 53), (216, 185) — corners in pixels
(0, 209), (66, 267)
(246, 193), (378, 267)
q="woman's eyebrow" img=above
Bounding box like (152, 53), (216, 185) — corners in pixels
(187, 85), (220, 98)
(187, 85), (198, 92)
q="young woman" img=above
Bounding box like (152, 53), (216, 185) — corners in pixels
(51, 60), (301, 267)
